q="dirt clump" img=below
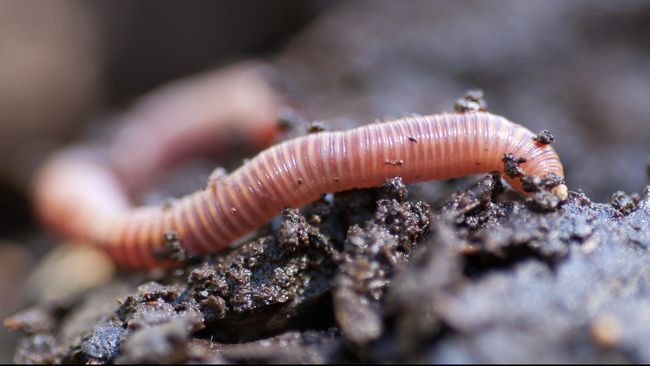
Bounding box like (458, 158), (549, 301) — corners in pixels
(333, 177), (431, 345)
(533, 130), (556, 145)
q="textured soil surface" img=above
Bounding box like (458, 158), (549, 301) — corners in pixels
(7, 175), (650, 363)
(5, 0), (650, 363)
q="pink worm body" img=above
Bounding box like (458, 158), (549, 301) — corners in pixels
(35, 111), (566, 269)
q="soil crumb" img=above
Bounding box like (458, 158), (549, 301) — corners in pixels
(533, 130), (556, 145)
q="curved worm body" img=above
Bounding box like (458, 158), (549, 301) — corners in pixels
(35, 111), (566, 269)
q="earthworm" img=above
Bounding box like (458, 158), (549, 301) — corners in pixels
(34, 99), (567, 268)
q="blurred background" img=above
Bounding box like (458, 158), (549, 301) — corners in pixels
(1, 0), (649, 362)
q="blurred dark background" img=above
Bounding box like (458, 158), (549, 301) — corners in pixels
(0, 0), (325, 238)
(0, 0), (325, 361)
(1, 0), (649, 362)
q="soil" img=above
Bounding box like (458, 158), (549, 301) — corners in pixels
(5, 0), (650, 364)
(8, 174), (650, 363)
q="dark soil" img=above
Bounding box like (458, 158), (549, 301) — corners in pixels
(7, 174), (650, 363)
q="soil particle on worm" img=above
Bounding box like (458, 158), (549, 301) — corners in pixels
(155, 232), (193, 263)
(501, 153), (527, 178)
(521, 172), (565, 194)
(533, 130), (556, 145)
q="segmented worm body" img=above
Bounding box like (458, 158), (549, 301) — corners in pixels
(35, 95), (567, 269)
